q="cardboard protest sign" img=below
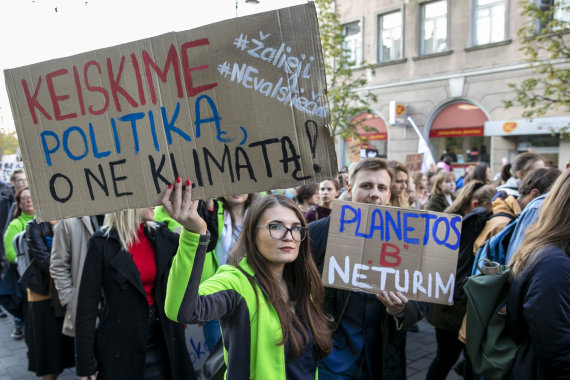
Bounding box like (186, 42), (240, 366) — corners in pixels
(405, 153), (424, 172)
(347, 140), (361, 164)
(322, 200), (462, 305)
(0, 154), (25, 183)
(4, 3), (336, 222)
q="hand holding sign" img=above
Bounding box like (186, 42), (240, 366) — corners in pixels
(377, 291), (408, 316)
(161, 178), (207, 235)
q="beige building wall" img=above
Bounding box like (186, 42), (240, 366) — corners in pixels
(335, 0), (570, 172)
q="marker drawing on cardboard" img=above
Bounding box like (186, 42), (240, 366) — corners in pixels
(322, 200), (462, 305)
(4, 3), (336, 222)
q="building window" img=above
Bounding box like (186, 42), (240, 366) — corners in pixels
(473, 0), (506, 45)
(342, 21), (363, 65)
(553, 0), (570, 22)
(538, 0), (570, 30)
(378, 10), (403, 62)
(420, 0), (448, 55)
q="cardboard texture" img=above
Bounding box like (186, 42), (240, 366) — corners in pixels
(322, 200), (462, 305)
(347, 140), (361, 164)
(4, 3), (336, 222)
(405, 153), (424, 172)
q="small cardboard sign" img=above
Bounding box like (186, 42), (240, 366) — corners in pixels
(0, 155), (25, 184)
(322, 200), (462, 305)
(405, 153), (424, 172)
(348, 140), (361, 164)
(4, 3), (336, 222)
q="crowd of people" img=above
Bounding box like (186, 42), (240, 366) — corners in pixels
(0, 151), (567, 379)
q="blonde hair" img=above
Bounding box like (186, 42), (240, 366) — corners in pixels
(510, 169), (570, 277)
(431, 171), (455, 196)
(391, 195), (410, 208)
(103, 209), (157, 251)
(388, 161), (410, 208)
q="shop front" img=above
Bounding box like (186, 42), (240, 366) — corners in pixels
(427, 101), (490, 170)
(484, 116), (568, 167)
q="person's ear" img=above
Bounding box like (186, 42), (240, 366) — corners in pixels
(472, 199), (480, 209)
(529, 188), (540, 200)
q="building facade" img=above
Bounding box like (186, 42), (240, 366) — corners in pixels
(336, 0), (570, 175)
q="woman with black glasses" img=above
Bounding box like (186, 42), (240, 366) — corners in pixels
(163, 179), (331, 379)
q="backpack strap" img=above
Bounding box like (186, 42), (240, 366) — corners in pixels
(489, 212), (516, 222)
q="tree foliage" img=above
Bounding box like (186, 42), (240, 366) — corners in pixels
(504, 0), (570, 136)
(0, 131), (19, 156)
(315, 0), (377, 140)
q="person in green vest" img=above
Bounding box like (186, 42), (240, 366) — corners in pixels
(164, 179), (331, 379)
(156, 192), (260, 350)
(4, 188), (34, 264)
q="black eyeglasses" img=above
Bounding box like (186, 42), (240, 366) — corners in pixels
(257, 223), (308, 242)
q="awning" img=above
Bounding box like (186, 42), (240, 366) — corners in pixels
(429, 102), (487, 138)
(346, 112), (388, 141)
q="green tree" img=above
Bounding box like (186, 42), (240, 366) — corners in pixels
(315, 0), (377, 140)
(504, 0), (570, 136)
(0, 131), (19, 156)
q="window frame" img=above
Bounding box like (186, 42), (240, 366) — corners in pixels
(341, 18), (364, 67)
(470, 0), (509, 46)
(537, 0), (570, 31)
(418, 0), (451, 56)
(376, 6), (405, 63)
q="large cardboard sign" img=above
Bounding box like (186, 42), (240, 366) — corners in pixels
(322, 200), (462, 305)
(4, 3), (336, 222)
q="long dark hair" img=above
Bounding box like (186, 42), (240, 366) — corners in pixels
(466, 163), (489, 184)
(218, 193), (259, 226)
(14, 187), (31, 218)
(230, 194), (331, 360)
(444, 181), (495, 216)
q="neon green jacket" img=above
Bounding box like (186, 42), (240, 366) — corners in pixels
(155, 202), (224, 283)
(154, 206), (183, 233)
(165, 230), (315, 379)
(3, 213), (33, 263)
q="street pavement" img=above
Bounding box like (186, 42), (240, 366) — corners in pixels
(405, 319), (462, 380)
(0, 312), (461, 379)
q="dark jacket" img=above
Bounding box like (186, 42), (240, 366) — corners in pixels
(507, 246), (570, 380)
(427, 207), (490, 332)
(309, 216), (425, 379)
(0, 183), (14, 261)
(75, 223), (195, 380)
(22, 220), (53, 295)
(427, 193), (452, 213)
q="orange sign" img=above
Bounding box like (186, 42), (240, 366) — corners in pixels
(396, 104), (406, 116)
(502, 122), (518, 134)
